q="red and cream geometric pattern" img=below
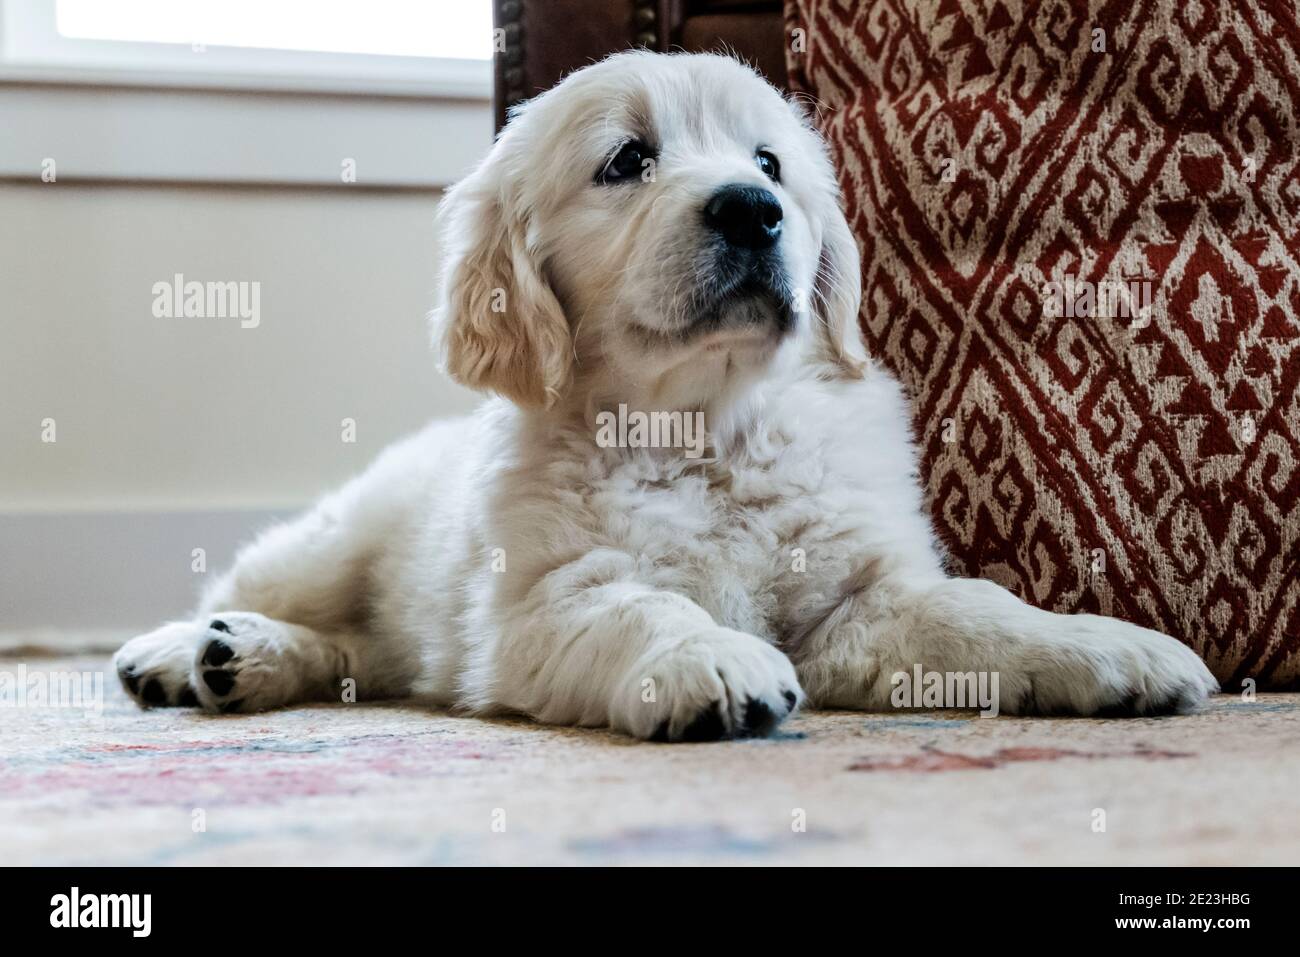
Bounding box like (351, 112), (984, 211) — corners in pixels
(786, 0), (1300, 687)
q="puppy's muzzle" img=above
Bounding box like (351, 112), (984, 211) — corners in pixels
(689, 183), (793, 336)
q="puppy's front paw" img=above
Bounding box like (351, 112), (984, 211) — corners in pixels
(191, 612), (301, 714)
(614, 628), (803, 742)
(1005, 617), (1219, 717)
(115, 622), (203, 708)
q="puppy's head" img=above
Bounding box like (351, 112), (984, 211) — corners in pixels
(432, 51), (865, 410)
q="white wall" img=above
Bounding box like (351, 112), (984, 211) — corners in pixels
(0, 180), (480, 513)
(0, 179), (486, 632)
(0, 8), (494, 632)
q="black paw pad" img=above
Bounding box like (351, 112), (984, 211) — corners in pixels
(1095, 693), (1142, 718)
(739, 697), (780, 738)
(203, 669), (236, 696)
(783, 689), (798, 710)
(177, 686), (199, 707)
(680, 703), (728, 742)
(118, 667), (140, 695)
(201, 638), (235, 667)
(141, 677), (167, 705)
(209, 619), (232, 633)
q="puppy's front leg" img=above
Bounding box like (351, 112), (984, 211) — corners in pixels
(115, 612), (406, 713)
(795, 576), (1217, 716)
(488, 564), (802, 741)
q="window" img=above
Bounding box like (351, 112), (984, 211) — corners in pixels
(1, 0), (493, 97)
(0, 0), (495, 187)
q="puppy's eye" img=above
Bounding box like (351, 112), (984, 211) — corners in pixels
(757, 149), (781, 183)
(598, 140), (653, 184)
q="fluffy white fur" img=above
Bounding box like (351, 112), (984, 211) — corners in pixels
(115, 52), (1217, 740)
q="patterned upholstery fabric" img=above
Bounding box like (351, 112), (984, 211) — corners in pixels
(785, 0), (1300, 687)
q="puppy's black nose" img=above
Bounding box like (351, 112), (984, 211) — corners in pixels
(703, 184), (783, 250)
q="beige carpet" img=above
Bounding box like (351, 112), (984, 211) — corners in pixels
(3, 650), (1298, 865)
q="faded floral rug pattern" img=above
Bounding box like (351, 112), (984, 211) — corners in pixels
(3, 652), (1298, 865)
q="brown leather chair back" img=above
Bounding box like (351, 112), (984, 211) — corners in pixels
(493, 0), (786, 131)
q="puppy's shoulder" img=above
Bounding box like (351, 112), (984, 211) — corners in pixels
(766, 359), (914, 440)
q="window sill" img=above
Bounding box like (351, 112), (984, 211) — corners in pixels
(0, 55), (492, 99)
(0, 71), (493, 189)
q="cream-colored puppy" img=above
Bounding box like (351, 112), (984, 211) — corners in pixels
(115, 52), (1217, 739)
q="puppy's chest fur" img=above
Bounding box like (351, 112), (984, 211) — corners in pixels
(503, 370), (932, 650)
(581, 420), (885, 646)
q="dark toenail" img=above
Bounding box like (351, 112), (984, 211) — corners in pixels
(177, 686), (199, 707)
(202, 639), (235, 666)
(740, 697), (777, 737)
(209, 619), (231, 633)
(220, 699), (243, 714)
(1095, 690), (1143, 718)
(783, 690), (797, 710)
(681, 703), (728, 742)
(651, 720), (671, 742)
(141, 678), (166, 705)
(120, 669), (140, 694)
(203, 670), (236, 695)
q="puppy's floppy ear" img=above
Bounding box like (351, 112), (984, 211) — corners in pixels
(431, 142), (572, 407)
(811, 197), (868, 377)
(786, 93), (868, 377)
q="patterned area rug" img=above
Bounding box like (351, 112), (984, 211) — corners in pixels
(3, 651), (1298, 865)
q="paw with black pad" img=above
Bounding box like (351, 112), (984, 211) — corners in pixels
(192, 621), (245, 709)
(626, 628), (805, 742)
(113, 621), (206, 709)
(187, 611), (303, 714)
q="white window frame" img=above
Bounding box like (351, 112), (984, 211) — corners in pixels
(0, 0), (493, 97)
(0, 0), (494, 188)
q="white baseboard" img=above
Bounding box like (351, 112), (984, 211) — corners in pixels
(0, 509), (291, 633)
(0, 627), (132, 657)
